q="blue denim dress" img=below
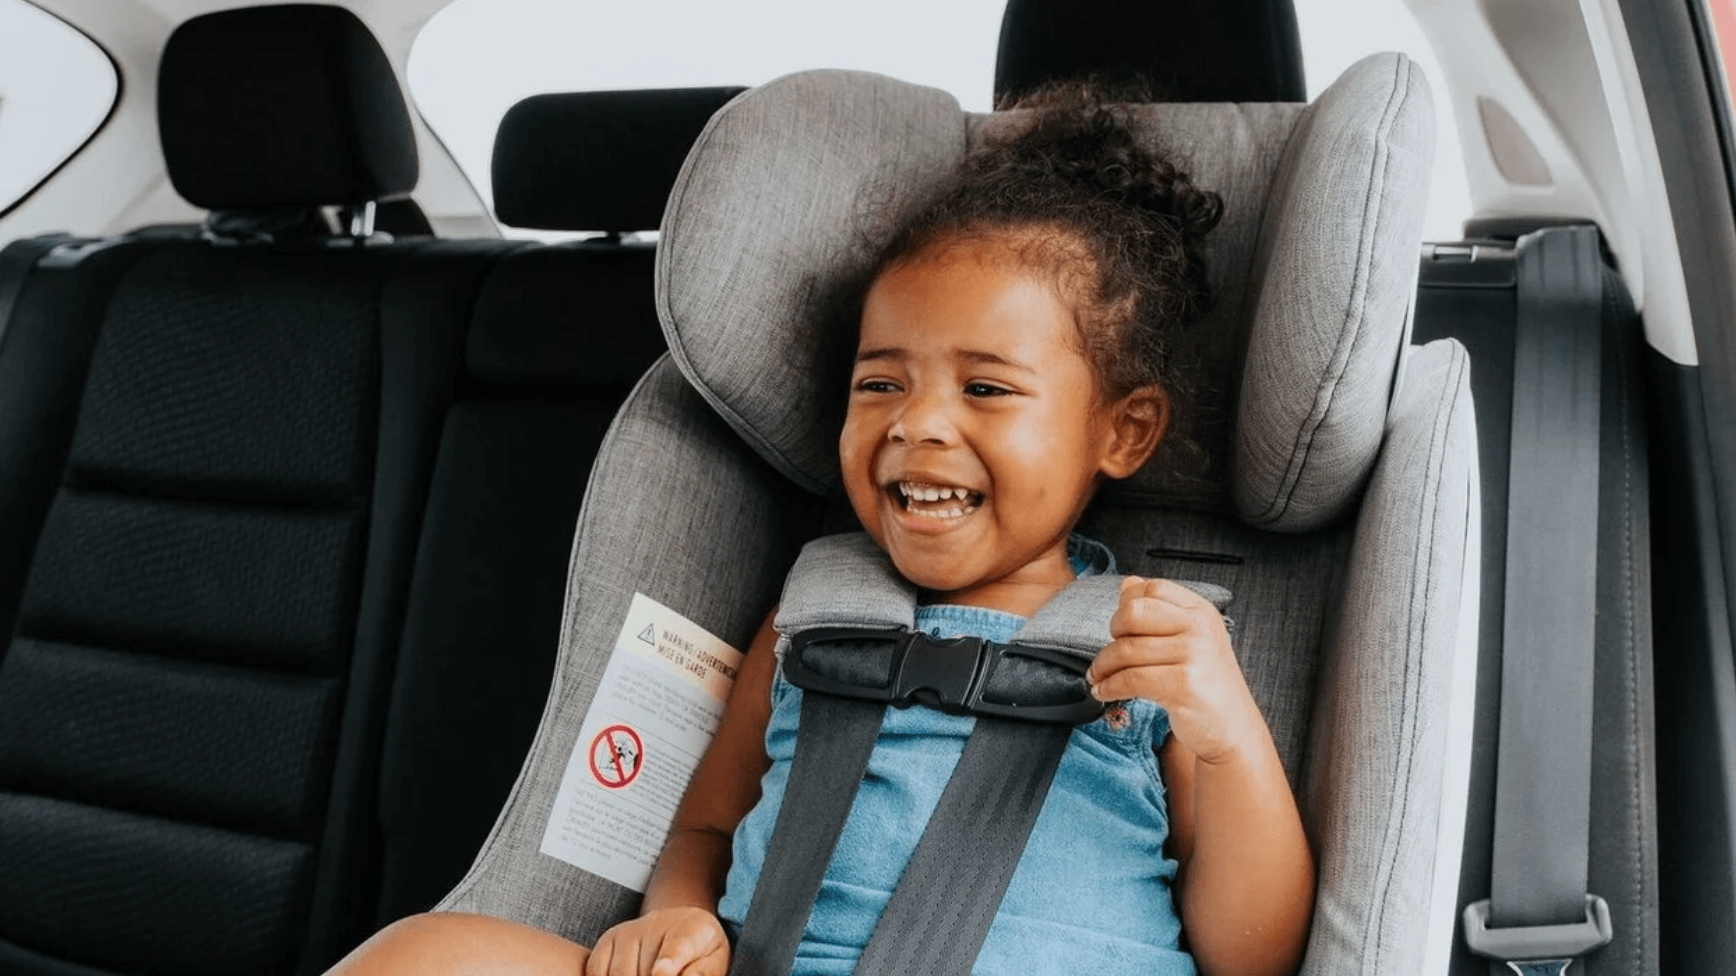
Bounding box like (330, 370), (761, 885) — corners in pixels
(717, 539), (1196, 976)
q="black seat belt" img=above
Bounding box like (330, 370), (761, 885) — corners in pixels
(1463, 225), (1613, 975)
(0, 236), (74, 358)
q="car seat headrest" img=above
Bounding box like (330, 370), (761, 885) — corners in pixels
(492, 88), (747, 233)
(658, 55), (1432, 532)
(158, 4), (418, 211)
(994, 0), (1306, 104)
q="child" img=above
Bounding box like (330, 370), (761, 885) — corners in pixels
(332, 86), (1313, 976)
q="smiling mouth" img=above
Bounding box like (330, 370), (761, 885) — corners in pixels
(891, 481), (985, 520)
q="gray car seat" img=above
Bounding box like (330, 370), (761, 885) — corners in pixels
(441, 54), (1476, 974)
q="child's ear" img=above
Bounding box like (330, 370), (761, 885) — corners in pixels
(1100, 385), (1168, 480)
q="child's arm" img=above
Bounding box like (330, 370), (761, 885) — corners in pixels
(587, 611), (781, 976)
(1088, 577), (1315, 976)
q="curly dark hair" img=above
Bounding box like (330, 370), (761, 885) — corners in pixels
(869, 81), (1223, 405)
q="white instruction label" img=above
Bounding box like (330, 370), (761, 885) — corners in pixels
(540, 593), (743, 891)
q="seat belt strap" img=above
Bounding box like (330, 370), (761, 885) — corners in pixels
(0, 236), (72, 358)
(1464, 225), (1612, 974)
(855, 717), (1072, 976)
(729, 691), (883, 976)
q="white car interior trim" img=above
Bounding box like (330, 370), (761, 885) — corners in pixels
(1404, 0), (1699, 365)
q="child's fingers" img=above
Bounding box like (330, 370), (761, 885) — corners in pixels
(612, 934), (648, 976)
(1089, 661), (1182, 704)
(1088, 635), (1186, 686)
(651, 923), (726, 976)
(678, 939), (731, 976)
(583, 933), (614, 976)
(1145, 577), (1206, 607)
(1109, 592), (1194, 639)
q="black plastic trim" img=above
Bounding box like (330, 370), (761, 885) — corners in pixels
(1647, 354), (1736, 975)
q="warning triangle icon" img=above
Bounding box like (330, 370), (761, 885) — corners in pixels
(637, 624), (657, 645)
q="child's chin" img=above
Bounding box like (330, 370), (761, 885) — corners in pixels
(885, 552), (980, 596)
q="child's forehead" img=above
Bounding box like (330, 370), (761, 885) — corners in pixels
(875, 225), (1100, 309)
(857, 243), (1101, 375)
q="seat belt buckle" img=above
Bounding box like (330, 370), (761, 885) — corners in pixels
(1463, 894), (1613, 976)
(784, 627), (1104, 725)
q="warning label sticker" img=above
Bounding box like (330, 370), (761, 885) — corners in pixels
(588, 724), (644, 790)
(539, 593), (743, 892)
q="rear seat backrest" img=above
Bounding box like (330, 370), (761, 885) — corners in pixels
(0, 8), (511, 974)
(372, 85), (742, 924)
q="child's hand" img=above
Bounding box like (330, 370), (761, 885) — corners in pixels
(586, 907), (729, 976)
(1089, 575), (1265, 765)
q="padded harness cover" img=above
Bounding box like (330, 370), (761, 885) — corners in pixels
(776, 531), (1230, 650)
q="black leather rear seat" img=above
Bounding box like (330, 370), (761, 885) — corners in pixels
(0, 5), (739, 968)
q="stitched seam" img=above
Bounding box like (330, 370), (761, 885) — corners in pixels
(1366, 343), (1465, 975)
(1259, 55), (1409, 526)
(656, 80), (834, 495)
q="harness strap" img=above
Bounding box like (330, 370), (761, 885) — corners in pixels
(729, 692), (884, 976)
(739, 532), (1234, 976)
(855, 718), (1072, 976)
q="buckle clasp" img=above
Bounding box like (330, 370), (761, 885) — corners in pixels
(1463, 895), (1612, 976)
(784, 627), (1103, 725)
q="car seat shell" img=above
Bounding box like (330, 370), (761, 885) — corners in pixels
(441, 55), (1477, 976)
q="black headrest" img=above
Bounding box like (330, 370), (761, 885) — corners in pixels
(159, 4), (418, 210)
(491, 87), (745, 232)
(995, 0), (1305, 103)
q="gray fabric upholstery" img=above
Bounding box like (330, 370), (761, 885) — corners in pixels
(1300, 340), (1474, 974)
(438, 357), (817, 942)
(1077, 506), (1353, 789)
(660, 56), (1432, 528)
(775, 532), (1138, 658)
(1233, 53), (1435, 531)
(659, 70), (965, 495)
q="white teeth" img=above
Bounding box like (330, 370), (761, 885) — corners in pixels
(894, 482), (982, 520)
(899, 481), (967, 502)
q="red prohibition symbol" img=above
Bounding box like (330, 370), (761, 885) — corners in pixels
(588, 724), (644, 790)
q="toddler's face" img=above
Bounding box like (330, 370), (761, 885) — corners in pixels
(839, 237), (1149, 612)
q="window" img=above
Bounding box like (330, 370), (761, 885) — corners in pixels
(0, 0), (117, 215)
(409, 0), (1006, 234)
(410, 0), (1472, 241)
(1294, 0), (1471, 241)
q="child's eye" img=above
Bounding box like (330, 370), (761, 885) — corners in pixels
(964, 382), (1012, 398)
(855, 378), (900, 394)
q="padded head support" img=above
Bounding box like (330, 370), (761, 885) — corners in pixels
(159, 4), (418, 210)
(659, 57), (1432, 532)
(492, 88), (746, 232)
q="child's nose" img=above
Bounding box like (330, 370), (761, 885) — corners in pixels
(887, 389), (956, 445)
